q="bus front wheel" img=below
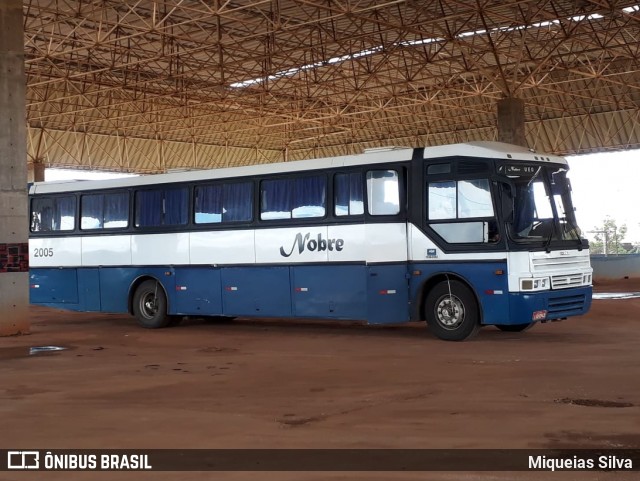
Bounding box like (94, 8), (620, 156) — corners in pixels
(133, 280), (170, 329)
(424, 280), (480, 341)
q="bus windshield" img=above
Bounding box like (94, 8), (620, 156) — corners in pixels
(505, 165), (583, 244)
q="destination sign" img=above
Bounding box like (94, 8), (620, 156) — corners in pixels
(503, 165), (538, 176)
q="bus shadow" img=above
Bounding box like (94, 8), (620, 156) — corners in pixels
(182, 315), (426, 340)
(32, 307), (583, 345)
(175, 315), (580, 344)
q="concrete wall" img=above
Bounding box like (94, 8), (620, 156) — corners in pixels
(0, 0), (29, 335)
(591, 254), (640, 281)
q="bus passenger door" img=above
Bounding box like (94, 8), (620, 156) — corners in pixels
(363, 167), (410, 324)
(366, 263), (410, 324)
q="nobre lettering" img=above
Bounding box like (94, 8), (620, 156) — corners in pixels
(280, 233), (344, 257)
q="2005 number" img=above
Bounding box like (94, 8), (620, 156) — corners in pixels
(33, 247), (54, 257)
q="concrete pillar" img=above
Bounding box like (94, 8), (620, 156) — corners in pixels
(497, 97), (527, 148)
(0, 0), (30, 335)
(27, 162), (45, 183)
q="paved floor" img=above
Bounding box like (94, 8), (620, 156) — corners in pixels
(1, 280), (639, 481)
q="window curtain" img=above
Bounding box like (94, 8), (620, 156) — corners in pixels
(261, 179), (293, 219)
(55, 196), (76, 230)
(293, 175), (325, 218)
(104, 192), (129, 228)
(164, 188), (188, 225)
(81, 194), (103, 229)
(223, 182), (252, 221)
(136, 190), (163, 227)
(335, 173), (362, 216)
(348, 173), (363, 214)
(195, 185), (223, 223)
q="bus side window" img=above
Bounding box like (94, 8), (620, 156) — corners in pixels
(428, 181), (456, 219)
(334, 172), (364, 216)
(82, 192), (129, 230)
(195, 184), (223, 223)
(33, 207), (46, 232)
(195, 182), (253, 224)
(31, 199), (48, 232)
(135, 188), (188, 227)
(104, 192), (129, 228)
(81, 194), (104, 229)
(41, 205), (53, 231)
(222, 182), (253, 222)
(31, 198), (52, 232)
(261, 175), (326, 220)
(31, 196), (75, 232)
(427, 178), (498, 244)
(30, 210), (41, 232)
(366, 170), (400, 216)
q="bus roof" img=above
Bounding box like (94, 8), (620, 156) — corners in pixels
(30, 141), (567, 194)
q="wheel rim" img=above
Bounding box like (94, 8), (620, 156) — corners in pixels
(434, 294), (465, 330)
(139, 292), (158, 319)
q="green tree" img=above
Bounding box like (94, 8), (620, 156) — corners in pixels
(590, 217), (628, 255)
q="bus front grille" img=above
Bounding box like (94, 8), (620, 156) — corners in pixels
(547, 293), (586, 318)
(531, 256), (590, 272)
(551, 274), (584, 289)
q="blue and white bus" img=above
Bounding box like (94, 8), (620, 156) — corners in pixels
(28, 141), (592, 341)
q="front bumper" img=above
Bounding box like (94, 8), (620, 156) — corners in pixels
(498, 285), (592, 325)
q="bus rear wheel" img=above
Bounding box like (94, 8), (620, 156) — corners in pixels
(133, 280), (170, 329)
(424, 280), (480, 341)
(497, 322), (536, 332)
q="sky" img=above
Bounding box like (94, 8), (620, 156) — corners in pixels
(45, 148), (640, 244)
(566, 150), (640, 243)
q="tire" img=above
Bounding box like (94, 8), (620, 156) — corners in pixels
(497, 322), (536, 332)
(132, 280), (170, 329)
(424, 280), (480, 341)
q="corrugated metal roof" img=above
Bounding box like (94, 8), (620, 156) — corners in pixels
(23, 0), (640, 172)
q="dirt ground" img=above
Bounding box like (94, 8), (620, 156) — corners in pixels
(1, 280), (639, 481)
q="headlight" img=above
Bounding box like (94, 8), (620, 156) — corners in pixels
(520, 277), (550, 291)
(582, 274), (592, 285)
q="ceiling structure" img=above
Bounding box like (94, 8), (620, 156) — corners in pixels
(23, 0), (640, 173)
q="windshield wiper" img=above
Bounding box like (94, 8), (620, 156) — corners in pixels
(527, 166), (542, 187)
